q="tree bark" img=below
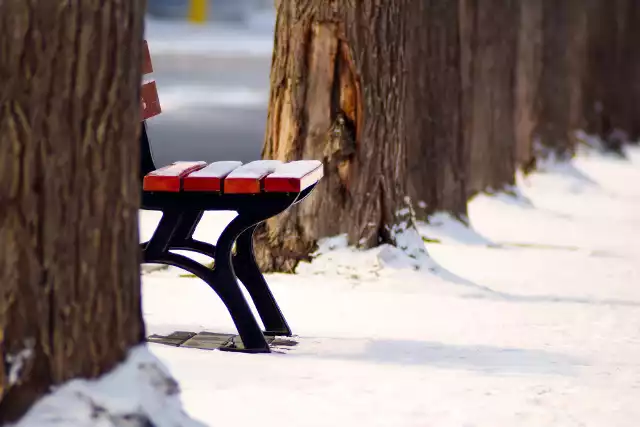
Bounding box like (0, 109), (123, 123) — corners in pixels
(462, 0), (519, 195)
(255, 0), (457, 272)
(622, 1), (640, 142)
(514, 0), (543, 173)
(536, 0), (589, 159)
(0, 1), (145, 422)
(405, 2), (466, 221)
(624, 1), (640, 141)
(583, 0), (640, 149)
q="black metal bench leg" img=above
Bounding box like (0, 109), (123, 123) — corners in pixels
(234, 225), (292, 336)
(169, 210), (217, 259)
(212, 214), (272, 352)
(173, 210), (203, 240)
(142, 209), (269, 352)
(143, 209), (183, 256)
(142, 250), (270, 353)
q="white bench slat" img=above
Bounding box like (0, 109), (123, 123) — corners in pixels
(223, 160), (283, 194)
(183, 161), (243, 192)
(264, 161), (324, 193)
(143, 161), (207, 192)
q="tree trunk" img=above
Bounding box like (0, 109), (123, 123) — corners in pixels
(255, 0), (458, 272)
(536, 0), (589, 159)
(0, 1), (145, 422)
(514, 0), (543, 173)
(622, 1), (640, 142)
(405, 2), (466, 221)
(583, 0), (640, 149)
(624, 1), (640, 141)
(462, 0), (519, 195)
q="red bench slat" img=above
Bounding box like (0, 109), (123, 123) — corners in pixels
(263, 160), (324, 193)
(183, 161), (243, 192)
(143, 161), (207, 192)
(141, 81), (161, 121)
(223, 160), (282, 194)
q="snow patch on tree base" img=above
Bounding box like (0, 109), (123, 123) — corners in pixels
(11, 346), (205, 427)
(300, 233), (429, 276)
(385, 207), (431, 271)
(298, 214), (482, 292)
(575, 129), (631, 158)
(300, 199), (436, 274)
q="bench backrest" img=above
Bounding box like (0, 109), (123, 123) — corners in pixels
(140, 40), (160, 181)
(141, 40), (161, 121)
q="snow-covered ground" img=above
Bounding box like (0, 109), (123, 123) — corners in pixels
(16, 146), (640, 426)
(139, 146), (640, 426)
(14, 348), (205, 427)
(144, 12), (275, 58)
(157, 85), (269, 112)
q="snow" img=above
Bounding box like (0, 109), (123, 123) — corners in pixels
(142, 145), (640, 426)
(158, 86), (269, 111)
(16, 145), (640, 426)
(266, 160), (323, 178)
(13, 346), (205, 427)
(142, 15), (273, 112)
(147, 161), (207, 176)
(144, 17), (274, 58)
(225, 160), (282, 179)
(186, 161), (243, 178)
(6, 340), (35, 387)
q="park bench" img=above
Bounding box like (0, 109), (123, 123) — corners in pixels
(139, 40), (323, 353)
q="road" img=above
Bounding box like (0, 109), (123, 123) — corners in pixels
(145, 53), (272, 167)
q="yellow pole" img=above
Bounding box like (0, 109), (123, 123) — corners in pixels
(188, 0), (208, 24)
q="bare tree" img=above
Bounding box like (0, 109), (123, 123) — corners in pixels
(0, 1), (145, 421)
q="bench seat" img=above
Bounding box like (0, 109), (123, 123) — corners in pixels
(143, 160), (323, 194)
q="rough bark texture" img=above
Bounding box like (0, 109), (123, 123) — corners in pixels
(536, 0), (589, 159)
(0, 1), (145, 422)
(583, 0), (640, 148)
(514, 0), (542, 173)
(462, 0), (519, 195)
(623, 1), (640, 141)
(405, 2), (466, 221)
(622, 1), (640, 141)
(256, 0), (452, 272)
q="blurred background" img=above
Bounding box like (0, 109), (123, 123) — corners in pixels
(144, 0), (276, 167)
